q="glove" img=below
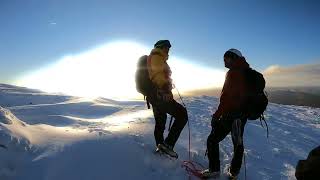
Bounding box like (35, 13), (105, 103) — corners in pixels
(162, 93), (173, 102)
(211, 116), (220, 128)
(157, 89), (173, 102)
(163, 82), (173, 92)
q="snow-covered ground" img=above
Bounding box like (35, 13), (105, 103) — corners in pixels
(0, 83), (319, 180)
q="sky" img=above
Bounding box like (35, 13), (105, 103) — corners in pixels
(0, 0), (320, 97)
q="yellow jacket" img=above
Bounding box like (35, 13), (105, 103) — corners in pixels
(147, 48), (172, 91)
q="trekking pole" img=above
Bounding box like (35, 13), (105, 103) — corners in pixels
(175, 86), (207, 179)
(175, 86), (186, 108)
(174, 86), (189, 159)
(244, 151), (247, 180)
(175, 86), (193, 180)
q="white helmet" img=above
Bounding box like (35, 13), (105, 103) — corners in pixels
(226, 48), (243, 58)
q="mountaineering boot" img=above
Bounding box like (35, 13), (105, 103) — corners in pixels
(155, 146), (160, 153)
(157, 143), (178, 158)
(227, 167), (238, 180)
(200, 169), (220, 178)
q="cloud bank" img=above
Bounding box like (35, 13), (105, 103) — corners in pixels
(263, 62), (320, 87)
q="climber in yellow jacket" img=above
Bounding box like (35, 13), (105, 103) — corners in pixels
(147, 41), (173, 100)
(146, 40), (188, 158)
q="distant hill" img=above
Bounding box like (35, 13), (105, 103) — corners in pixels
(185, 87), (320, 108)
(266, 87), (320, 108)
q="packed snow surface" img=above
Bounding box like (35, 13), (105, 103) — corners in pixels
(0, 84), (319, 180)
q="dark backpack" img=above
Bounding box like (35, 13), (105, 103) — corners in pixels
(135, 55), (154, 97)
(244, 68), (268, 120)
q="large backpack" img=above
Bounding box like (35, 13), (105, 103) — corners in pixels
(244, 68), (268, 120)
(135, 55), (154, 97)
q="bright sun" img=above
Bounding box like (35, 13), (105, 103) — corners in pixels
(17, 41), (225, 100)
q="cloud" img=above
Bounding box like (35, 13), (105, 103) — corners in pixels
(263, 65), (282, 74)
(263, 62), (320, 87)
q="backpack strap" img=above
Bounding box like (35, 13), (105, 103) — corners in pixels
(262, 116), (269, 138)
(168, 116), (174, 132)
(144, 95), (151, 109)
(259, 115), (269, 138)
(147, 52), (165, 83)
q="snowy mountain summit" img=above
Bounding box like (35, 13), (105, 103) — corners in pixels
(0, 84), (319, 180)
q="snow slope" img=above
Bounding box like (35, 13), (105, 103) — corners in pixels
(0, 84), (319, 180)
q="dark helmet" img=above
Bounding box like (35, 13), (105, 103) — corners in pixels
(154, 40), (171, 48)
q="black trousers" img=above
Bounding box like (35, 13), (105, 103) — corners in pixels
(207, 115), (247, 174)
(148, 95), (188, 148)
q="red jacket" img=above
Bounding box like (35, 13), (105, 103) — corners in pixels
(213, 58), (250, 119)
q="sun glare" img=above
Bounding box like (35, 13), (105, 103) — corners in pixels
(17, 41), (225, 100)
